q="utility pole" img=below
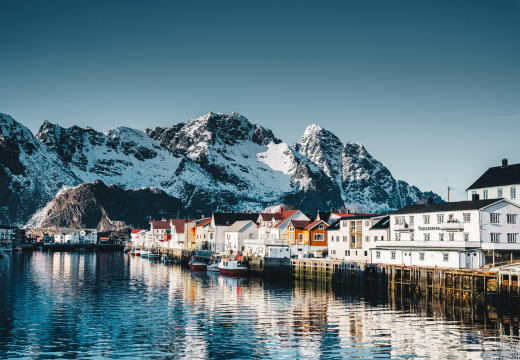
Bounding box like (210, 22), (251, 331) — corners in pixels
(448, 186), (450, 203)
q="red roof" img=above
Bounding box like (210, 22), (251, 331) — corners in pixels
(333, 213), (354, 217)
(170, 219), (189, 234)
(196, 218), (212, 227)
(273, 210), (299, 228)
(150, 221), (170, 230)
(100, 237), (110, 240)
(303, 220), (327, 230)
(131, 229), (143, 234)
(259, 213), (285, 222)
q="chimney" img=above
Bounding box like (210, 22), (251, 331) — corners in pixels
(232, 210), (235, 213)
(331, 207), (336, 213)
(472, 193), (480, 201)
(502, 158), (508, 168)
(426, 197), (434, 206)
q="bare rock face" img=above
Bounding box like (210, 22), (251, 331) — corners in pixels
(0, 111), (442, 228)
(40, 180), (189, 229)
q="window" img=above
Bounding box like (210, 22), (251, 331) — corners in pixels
(342, 221), (348, 228)
(365, 236), (370, 242)
(364, 251), (368, 256)
(248, 234), (252, 239)
(419, 252), (424, 261)
(298, 234), (303, 242)
(449, 233), (454, 241)
(463, 233), (469, 241)
(409, 216), (414, 224)
(319, 224), (324, 230)
(424, 233), (430, 241)
(439, 233), (444, 241)
(410, 233), (414, 241)
(290, 234), (295, 241)
(343, 236), (347, 242)
(331, 250), (336, 255)
(491, 213), (499, 223)
(437, 214), (444, 223)
(314, 234), (324, 241)
(374, 236), (378, 241)
(376, 251), (381, 259)
(396, 233), (401, 241)
(305, 233), (308, 242)
(365, 221), (371, 226)
(448, 214), (454, 222)
(498, 188), (503, 198)
(380, 236), (384, 241)
(289, 225), (294, 232)
(395, 216), (405, 225)
(483, 190), (488, 199)
(424, 215), (430, 224)
(508, 214), (516, 224)
(491, 233), (500, 242)
(443, 253), (449, 262)
(391, 251), (396, 259)
(511, 187), (516, 200)
(463, 213), (470, 222)
(508, 233), (517, 243)
(346, 250), (350, 256)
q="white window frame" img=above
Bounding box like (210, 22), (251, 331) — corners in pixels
(424, 215), (430, 224)
(439, 233), (444, 241)
(512, 187), (516, 200)
(376, 251), (381, 259)
(343, 236), (347, 242)
(319, 223), (324, 230)
(490, 213), (499, 223)
(463, 213), (470, 223)
(437, 214), (444, 223)
(508, 233), (516, 243)
(391, 251), (396, 259)
(410, 232), (414, 241)
(449, 233), (454, 241)
(507, 214), (516, 224)
(463, 233), (469, 241)
(483, 189), (488, 199)
(491, 233), (500, 243)
(365, 236), (370, 242)
(419, 252), (424, 261)
(396, 233), (401, 241)
(424, 233), (430, 241)
(498, 188), (503, 198)
(443, 253), (449, 262)
(314, 234), (324, 241)
(289, 225), (294, 232)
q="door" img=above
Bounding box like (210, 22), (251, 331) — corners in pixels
(465, 252), (472, 268)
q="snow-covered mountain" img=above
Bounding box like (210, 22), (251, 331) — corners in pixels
(0, 112), (442, 227)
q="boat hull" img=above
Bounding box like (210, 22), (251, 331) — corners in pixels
(207, 266), (220, 272)
(190, 263), (207, 271)
(218, 267), (247, 275)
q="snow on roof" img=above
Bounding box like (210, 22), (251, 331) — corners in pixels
(225, 220), (254, 233)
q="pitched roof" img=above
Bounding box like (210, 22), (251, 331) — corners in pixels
(169, 219), (188, 234)
(370, 216), (390, 230)
(196, 218), (212, 227)
(226, 220), (254, 232)
(390, 199), (504, 215)
(337, 215), (380, 220)
(213, 212), (260, 226)
(150, 220), (170, 230)
(325, 220), (340, 231)
(317, 212), (332, 222)
(58, 228), (97, 234)
(303, 220), (327, 230)
(259, 213), (285, 222)
(131, 229), (143, 234)
(288, 220), (311, 229)
(467, 163), (520, 190)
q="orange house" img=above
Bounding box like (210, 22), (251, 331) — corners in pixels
(287, 219), (328, 255)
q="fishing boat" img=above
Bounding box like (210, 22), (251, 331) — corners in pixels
(141, 248), (149, 258)
(148, 248), (160, 259)
(189, 256), (207, 271)
(207, 260), (220, 272)
(218, 258), (247, 275)
(135, 248), (141, 256)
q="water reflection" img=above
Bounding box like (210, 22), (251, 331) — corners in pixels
(1, 252), (520, 359)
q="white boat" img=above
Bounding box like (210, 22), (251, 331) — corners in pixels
(218, 258), (247, 275)
(207, 260), (220, 272)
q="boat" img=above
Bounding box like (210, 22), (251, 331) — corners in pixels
(135, 248), (141, 256)
(130, 248), (136, 256)
(218, 258), (247, 275)
(207, 260), (220, 272)
(13, 246), (22, 251)
(141, 249), (149, 258)
(161, 254), (171, 263)
(189, 256), (207, 271)
(148, 248), (160, 259)
(1, 246), (12, 252)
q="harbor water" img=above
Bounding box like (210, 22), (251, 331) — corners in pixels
(1, 251), (520, 359)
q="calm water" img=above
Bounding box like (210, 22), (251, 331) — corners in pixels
(1, 252), (520, 359)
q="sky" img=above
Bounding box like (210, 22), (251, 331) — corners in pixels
(2, 0), (520, 201)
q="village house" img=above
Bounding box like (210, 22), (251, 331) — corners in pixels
(372, 197), (520, 269)
(53, 228), (98, 244)
(149, 220), (170, 247)
(224, 220), (257, 255)
(287, 219), (329, 256)
(467, 159), (520, 206)
(167, 219), (191, 250)
(195, 218), (213, 250)
(326, 215), (384, 262)
(210, 212), (260, 253)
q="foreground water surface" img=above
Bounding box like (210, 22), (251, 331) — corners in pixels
(1, 252), (520, 359)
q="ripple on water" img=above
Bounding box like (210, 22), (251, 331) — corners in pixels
(1, 253), (520, 359)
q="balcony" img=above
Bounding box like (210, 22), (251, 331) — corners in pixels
(439, 222), (465, 231)
(375, 240), (480, 249)
(394, 223), (414, 232)
(266, 239), (289, 246)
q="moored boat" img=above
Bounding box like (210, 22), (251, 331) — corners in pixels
(148, 249), (160, 259)
(189, 256), (207, 271)
(141, 249), (149, 258)
(13, 246), (22, 251)
(161, 254), (171, 263)
(207, 260), (220, 272)
(135, 248), (141, 256)
(218, 258), (247, 275)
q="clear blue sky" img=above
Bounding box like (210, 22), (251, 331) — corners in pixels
(2, 0), (520, 201)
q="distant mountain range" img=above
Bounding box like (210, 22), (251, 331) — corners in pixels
(0, 112), (442, 228)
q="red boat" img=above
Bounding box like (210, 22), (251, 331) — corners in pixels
(13, 246), (22, 251)
(189, 256), (207, 271)
(218, 258), (247, 275)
